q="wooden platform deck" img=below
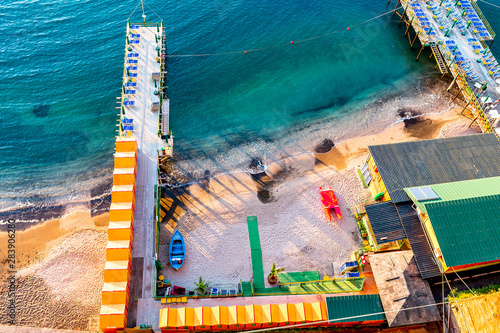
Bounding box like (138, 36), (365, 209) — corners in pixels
(391, 0), (500, 137)
(120, 23), (165, 330)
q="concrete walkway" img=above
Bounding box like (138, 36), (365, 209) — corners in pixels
(123, 24), (164, 330)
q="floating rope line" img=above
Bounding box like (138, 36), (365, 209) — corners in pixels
(165, 6), (402, 58)
(127, 0), (142, 22)
(144, 0), (163, 21)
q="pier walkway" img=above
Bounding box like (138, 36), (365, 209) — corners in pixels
(391, 0), (500, 137)
(119, 23), (166, 329)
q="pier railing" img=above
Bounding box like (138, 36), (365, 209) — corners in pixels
(438, 43), (493, 133)
(470, 0), (496, 40)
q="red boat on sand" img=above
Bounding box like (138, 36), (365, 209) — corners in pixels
(319, 186), (342, 220)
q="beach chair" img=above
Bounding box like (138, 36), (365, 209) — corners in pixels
(130, 25), (140, 29)
(131, 34), (141, 38)
(127, 73), (137, 77)
(125, 90), (136, 95)
(126, 59), (138, 64)
(130, 39), (140, 44)
(127, 66), (138, 71)
(124, 82), (136, 87)
(123, 125), (134, 132)
(220, 289), (229, 297)
(123, 101), (134, 106)
(228, 288), (238, 297)
(127, 52), (139, 58)
(342, 271), (360, 278)
(122, 118), (134, 125)
(210, 287), (219, 297)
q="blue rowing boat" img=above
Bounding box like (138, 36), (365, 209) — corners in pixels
(169, 230), (185, 270)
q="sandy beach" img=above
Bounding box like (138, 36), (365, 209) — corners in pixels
(0, 106), (480, 330)
(157, 107), (480, 290)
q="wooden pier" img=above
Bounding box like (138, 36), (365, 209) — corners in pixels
(111, 20), (173, 331)
(390, 0), (500, 138)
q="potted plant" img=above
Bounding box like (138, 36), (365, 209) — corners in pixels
(194, 276), (211, 296)
(268, 263), (285, 284)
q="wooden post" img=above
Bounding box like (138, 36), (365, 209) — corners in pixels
(416, 45), (425, 60)
(468, 116), (478, 128)
(399, 5), (408, 25)
(461, 96), (474, 115)
(394, 0), (401, 14)
(490, 40), (494, 47)
(453, 84), (464, 101)
(410, 31), (419, 48)
(405, 16), (414, 36)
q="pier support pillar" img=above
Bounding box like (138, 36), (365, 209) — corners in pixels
(453, 85), (464, 101)
(416, 46), (425, 60)
(405, 17), (414, 36)
(410, 32), (419, 48)
(468, 117), (478, 128)
(399, 5), (408, 26)
(461, 97), (474, 115)
(393, 0), (401, 14)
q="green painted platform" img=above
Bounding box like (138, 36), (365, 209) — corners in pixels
(253, 277), (365, 296)
(278, 271), (320, 285)
(241, 280), (253, 297)
(247, 216), (265, 290)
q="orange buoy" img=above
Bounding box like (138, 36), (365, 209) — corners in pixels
(291, 41), (293, 44)
(347, 27), (350, 30)
(244, 51), (247, 54)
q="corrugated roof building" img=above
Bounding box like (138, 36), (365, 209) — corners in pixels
(325, 294), (386, 325)
(367, 133), (500, 204)
(404, 177), (500, 273)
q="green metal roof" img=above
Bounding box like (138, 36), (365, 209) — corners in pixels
(426, 194), (500, 267)
(326, 294), (386, 323)
(404, 177), (500, 214)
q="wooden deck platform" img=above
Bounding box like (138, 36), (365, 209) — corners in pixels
(391, 0), (500, 138)
(119, 23), (166, 330)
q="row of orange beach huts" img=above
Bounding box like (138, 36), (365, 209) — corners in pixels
(159, 302), (327, 332)
(99, 137), (138, 332)
(158, 294), (388, 333)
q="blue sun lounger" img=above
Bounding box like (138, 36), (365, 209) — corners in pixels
(130, 25), (140, 29)
(210, 288), (219, 297)
(342, 271), (360, 278)
(125, 90), (136, 94)
(123, 101), (134, 106)
(123, 125), (134, 131)
(131, 34), (140, 38)
(122, 118), (134, 124)
(127, 66), (138, 71)
(124, 82), (136, 87)
(130, 39), (140, 44)
(126, 59), (138, 64)
(127, 73), (137, 77)
(127, 53), (139, 58)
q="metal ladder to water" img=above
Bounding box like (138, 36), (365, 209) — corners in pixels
(430, 44), (448, 75)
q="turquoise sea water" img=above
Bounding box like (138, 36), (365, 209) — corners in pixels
(1, 0), (499, 221)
